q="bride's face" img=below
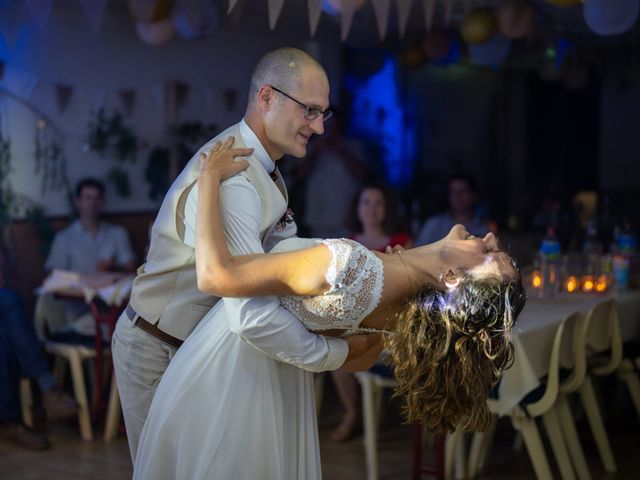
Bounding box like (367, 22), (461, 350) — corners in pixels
(441, 225), (517, 281)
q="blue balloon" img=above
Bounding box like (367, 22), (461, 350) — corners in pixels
(469, 34), (511, 67)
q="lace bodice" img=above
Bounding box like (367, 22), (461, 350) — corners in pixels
(270, 238), (384, 334)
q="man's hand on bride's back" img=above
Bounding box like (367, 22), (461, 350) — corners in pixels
(341, 333), (383, 372)
(199, 136), (252, 182)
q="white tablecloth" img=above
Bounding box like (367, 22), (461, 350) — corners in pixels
(494, 289), (640, 416)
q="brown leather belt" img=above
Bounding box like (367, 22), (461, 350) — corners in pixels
(125, 304), (183, 349)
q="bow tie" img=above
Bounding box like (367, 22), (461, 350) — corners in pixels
(269, 169), (279, 183)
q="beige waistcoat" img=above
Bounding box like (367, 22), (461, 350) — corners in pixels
(129, 122), (288, 340)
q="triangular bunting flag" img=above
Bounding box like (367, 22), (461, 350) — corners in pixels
(25, 0), (55, 29)
(81, 0), (109, 33)
(175, 81), (189, 111)
(55, 83), (74, 113)
(223, 88), (238, 112)
(307, 0), (322, 37)
(227, 0), (238, 14)
(340, 0), (358, 41)
(204, 87), (216, 110)
(149, 82), (165, 113)
(371, 0), (390, 41)
(87, 88), (107, 111)
(119, 89), (136, 116)
(422, 0), (436, 32)
(443, 0), (454, 27)
(268, 0), (285, 30)
(396, 0), (413, 38)
(0, 5), (27, 49)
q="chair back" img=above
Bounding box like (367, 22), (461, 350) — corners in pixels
(524, 318), (566, 417)
(586, 299), (622, 376)
(559, 311), (588, 393)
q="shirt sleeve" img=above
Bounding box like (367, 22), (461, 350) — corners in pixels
(183, 175), (348, 373)
(111, 226), (136, 266)
(44, 231), (69, 271)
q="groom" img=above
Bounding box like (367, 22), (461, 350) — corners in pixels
(112, 47), (379, 461)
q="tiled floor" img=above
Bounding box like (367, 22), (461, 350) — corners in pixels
(1, 382), (638, 479)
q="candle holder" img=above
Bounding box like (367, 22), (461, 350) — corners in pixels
(582, 275), (595, 293)
(565, 275), (580, 293)
(595, 274), (608, 293)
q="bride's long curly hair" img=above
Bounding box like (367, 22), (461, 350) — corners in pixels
(384, 272), (526, 434)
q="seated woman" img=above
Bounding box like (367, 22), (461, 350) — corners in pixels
(133, 139), (526, 479)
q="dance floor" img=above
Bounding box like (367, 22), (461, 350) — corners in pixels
(0, 385), (638, 479)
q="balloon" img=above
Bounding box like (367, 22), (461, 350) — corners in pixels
(401, 44), (426, 69)
(173, 0), (220, 39)
(583, 0), (640, 36)
(129, 0), (174, 22)
(496, 0), (535, 39)
(546, 0), (580, 6)
(461, 8), (498, 45)
(322, 0), (367, 15)
(422, 29), (452, 61)
(136, 19), (175, 46)
(468, 33), (511, 66)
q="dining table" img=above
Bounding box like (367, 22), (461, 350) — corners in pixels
(494, 288), (640, 416)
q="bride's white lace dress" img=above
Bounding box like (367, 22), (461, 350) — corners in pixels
(133, 238), (384, 480)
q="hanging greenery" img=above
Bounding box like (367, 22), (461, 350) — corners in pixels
(34, 118), (70, 196)
(87, 108), (138, 163)
(86, 108), (139, 198)
(144, 121), (218, 202)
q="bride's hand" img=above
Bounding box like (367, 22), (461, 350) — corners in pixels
(199, 136), (252, 182)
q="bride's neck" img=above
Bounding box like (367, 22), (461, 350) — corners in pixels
(400, 243), (446, 291)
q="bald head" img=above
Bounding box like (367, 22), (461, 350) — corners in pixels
(248, 48), (326, 106)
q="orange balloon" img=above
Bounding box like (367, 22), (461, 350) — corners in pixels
(496, 0), (535, 39)
(401, 45), (426, 69)
(461, 8), (498, 45)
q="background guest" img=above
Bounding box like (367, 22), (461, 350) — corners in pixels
(330, 184), (412, 441)
(0, 242), (77, 451)
(35, 178), (136, 338)
(415, 173), (493, 246)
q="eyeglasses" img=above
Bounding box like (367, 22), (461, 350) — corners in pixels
(268, 85), (333, 122)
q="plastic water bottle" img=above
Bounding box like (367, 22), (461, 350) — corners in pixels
(613, 223), (636, 290)
(539, 227), (561, 298)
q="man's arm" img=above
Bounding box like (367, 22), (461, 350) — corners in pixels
(185, 176), (351, 372)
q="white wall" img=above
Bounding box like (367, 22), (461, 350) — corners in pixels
(0, 2), (343, 216)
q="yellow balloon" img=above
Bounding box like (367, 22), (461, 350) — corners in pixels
(546, 0), (581, 6)
(461, 8), (498, 45)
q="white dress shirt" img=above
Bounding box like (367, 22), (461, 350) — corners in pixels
(182, 119), (348, 372)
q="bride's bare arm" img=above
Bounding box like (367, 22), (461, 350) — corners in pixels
(195, 139), (441, 308)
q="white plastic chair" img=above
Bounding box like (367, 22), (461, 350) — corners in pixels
(354, 369), (398, 480)
(469, 318), (575, 480)
(580, 299), (619, 473)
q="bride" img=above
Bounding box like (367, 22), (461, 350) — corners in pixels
(133, 139), (526, 479)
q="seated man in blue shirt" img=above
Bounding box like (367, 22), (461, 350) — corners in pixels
(416, 173), (493, 246)
(36, 178), (137, 337)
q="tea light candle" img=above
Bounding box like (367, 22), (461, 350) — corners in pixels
(582, 275), (594, 293)
(565, 275), (579, 293)
(532, 270), (543, 289)
(595, 274), (608, 293)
